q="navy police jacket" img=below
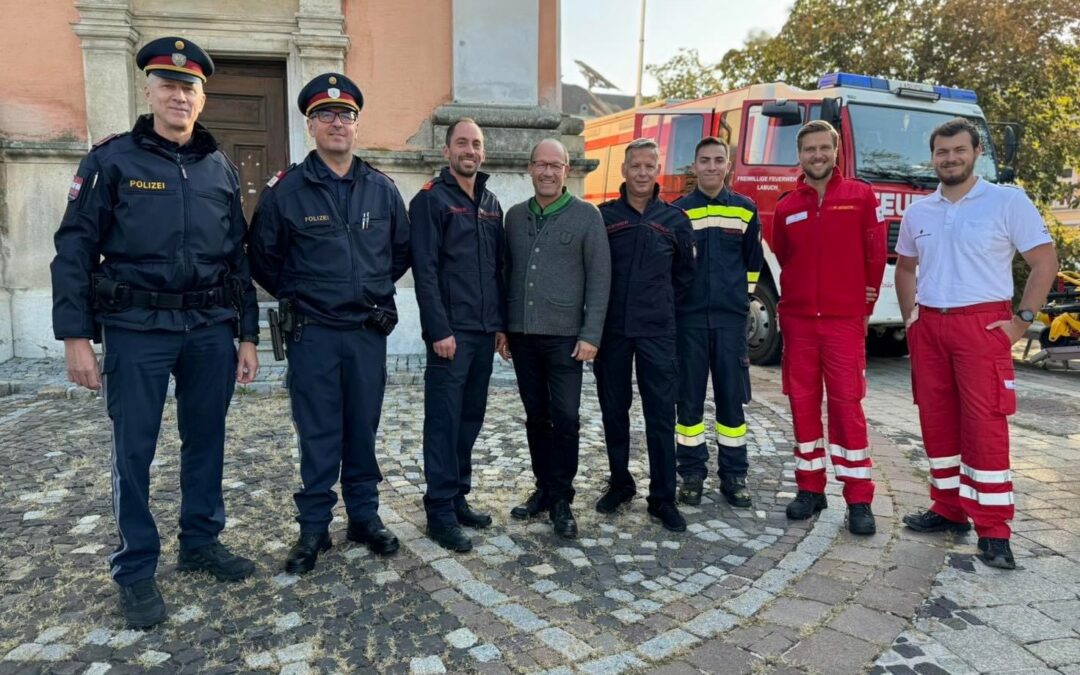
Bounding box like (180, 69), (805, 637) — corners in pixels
(673, 187), (763, 329)
(410, 167), (506, 342)
(51, 114), (259, 340)
(599, 184), (696, 338)
(247, 151), (410, 327)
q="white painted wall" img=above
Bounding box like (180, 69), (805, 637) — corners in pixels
(452, 0), (539, 106)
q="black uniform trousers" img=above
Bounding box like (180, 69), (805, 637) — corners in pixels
(508, 333), (583, 503)
(593, 333), (678, 505)
(422, 331), (495, 526)
(287, 324), (387, 533)
(101, 322), (236, 587)
(676, 326), (752, 480)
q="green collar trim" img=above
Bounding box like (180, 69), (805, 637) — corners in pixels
(529, 188), (573, 217)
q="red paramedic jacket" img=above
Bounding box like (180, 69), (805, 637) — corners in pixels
(772, 171), (887, 318)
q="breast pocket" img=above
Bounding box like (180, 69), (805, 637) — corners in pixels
(355, 215), (391, 276)
(190, 189), (233, 259)
(113, 187), (182, 260)
(290, 221), (351, 281)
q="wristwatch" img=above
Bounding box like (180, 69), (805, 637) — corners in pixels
(1015, 309), (1035, 324)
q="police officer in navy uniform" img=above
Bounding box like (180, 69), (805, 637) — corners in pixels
(51, 37), (260, 629)
(248, 73), (410, 573)
(411, 118), (506, 553)
(595, 138), (696, 532)
(673, 137), (763, 508)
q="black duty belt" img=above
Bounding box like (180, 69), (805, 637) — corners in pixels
(94, 276), (229, 310)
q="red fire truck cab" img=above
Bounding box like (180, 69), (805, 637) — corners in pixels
(583, 72), (1013, 364)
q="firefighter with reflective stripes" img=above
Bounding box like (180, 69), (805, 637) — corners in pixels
(673, 137), (763, 507)
(772, 120), (887, 536)
(896, 118), (1058, 569)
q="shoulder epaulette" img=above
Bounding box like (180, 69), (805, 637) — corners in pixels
(90, 132), (125, 151)
(266, 163), (297, 189)
(854, 177), (874, 187)
(420, 179), (435, 191)
(363, 161), (396, 183)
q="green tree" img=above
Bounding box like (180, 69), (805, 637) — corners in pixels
(649, 0), (1080, 205)
(645, 48), (723, 100)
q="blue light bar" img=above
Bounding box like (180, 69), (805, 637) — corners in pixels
(818, 72), (978, 102)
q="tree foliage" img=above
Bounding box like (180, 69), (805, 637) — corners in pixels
(648, 0), (1080, 205)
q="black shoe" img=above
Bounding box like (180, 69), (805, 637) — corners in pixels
(510, 489), (549, 520)
(903, 509), (972, 533)
(720, 475), (753, 508)
(427, 523), (473, 552)
(977, 537), (1016, 570)
(284, 532), (332, 574)
(678, 476), (704, 506)
(549, 500), (578, 539)
(118, 578), (167, 629)
(455, 500), (493, 529)
(177, 542), (256, 581)
(595, 483), (636, 514)
(786, 491), (828, 520)
(648, 501), (687, 532)
(847, 503), (876, 535)
(347, 516), (400, 556)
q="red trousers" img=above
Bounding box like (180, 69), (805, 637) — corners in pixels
(909, 301), (1016, 539)
(781, 314), (875, 504)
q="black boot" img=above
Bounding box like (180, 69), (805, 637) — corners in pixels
(847, 503), (876, 535)
(428, 522), (473, 553)
(596, 482), (636, 514)
(455, 499), (493, 529)
(678, 476), (704, 506)
(284, 532), (332, 574)
(977, 537), (1016, 570)
(550, 499), (578, 539)
(510, 489), (549, 520)
(347, 516), (400, 556)
(177, 542), (256, 581)
(903, 509), (971, 533)
(720, 475), (753, 508)
(647, 501), (687, 532)
(118, 578), (167, 629)
(785, 491), (828, 520)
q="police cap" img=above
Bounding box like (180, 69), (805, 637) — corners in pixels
(136, 36), (214, 84)
(298, 73), (364, 116)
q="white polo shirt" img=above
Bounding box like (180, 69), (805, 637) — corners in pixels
(896, 178), (1051, 308)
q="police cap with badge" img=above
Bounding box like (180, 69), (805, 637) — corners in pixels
(136, 36), (215, 83)
(297, 73), (364, 117)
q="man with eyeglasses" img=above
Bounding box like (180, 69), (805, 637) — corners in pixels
(501, 139), (611, 538)
(248, 72), (410, 574)
(51, 36), (260, 629)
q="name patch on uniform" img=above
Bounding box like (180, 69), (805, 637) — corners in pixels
(68, 175), (84, 201)
(786, 211), (808, 225)
(304, 214), (330, 223)
(828, 204), (857, 211)
(1004, 379), (1016, 390)
(129, 179), (167, 190)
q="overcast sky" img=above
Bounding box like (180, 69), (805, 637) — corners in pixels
(561, 0), (792, 96)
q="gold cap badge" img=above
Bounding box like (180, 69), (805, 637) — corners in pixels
(175, 40), (185, 49)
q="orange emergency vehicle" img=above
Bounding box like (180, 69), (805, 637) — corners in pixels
(583, 72), (1016, 364)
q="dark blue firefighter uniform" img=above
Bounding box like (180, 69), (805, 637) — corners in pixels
(248, 151), (410, 533)
(410, 167), (505, 526)
(673, 188), (763, 480)
(50, 115), (260, 586)
(595, 184), (696, 505)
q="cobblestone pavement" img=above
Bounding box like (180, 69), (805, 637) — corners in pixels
(0, 351), (1077, 674)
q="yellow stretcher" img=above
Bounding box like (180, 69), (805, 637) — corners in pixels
(1025, 271), (1080, 368)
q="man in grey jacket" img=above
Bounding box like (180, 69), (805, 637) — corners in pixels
(500, 138), (611, 538)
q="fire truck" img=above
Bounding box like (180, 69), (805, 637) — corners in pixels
(583, 72), (1017, 364)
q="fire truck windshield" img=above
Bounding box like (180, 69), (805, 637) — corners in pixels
(848, 103), (999, 186)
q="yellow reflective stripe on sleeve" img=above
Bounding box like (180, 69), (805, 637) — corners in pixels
(747, 271), (760, 282)
(715, 422), (747, 438)
(675, 422), (706, 437)
(708, 205), (754, 222)
(685, 206), (709, 220)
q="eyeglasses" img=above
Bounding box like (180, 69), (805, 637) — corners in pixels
(530, 161), (567, 173)
(310, 109), (359, 125)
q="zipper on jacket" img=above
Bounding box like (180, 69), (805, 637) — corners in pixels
(317, 184), (360, 302)
(177, 152), (190, 279)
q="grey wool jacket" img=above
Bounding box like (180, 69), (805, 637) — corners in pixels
(504, 193), (611, 346)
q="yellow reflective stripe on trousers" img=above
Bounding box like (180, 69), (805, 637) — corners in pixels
(676, 421), (706, 447)
(715, 422), (747, 438)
